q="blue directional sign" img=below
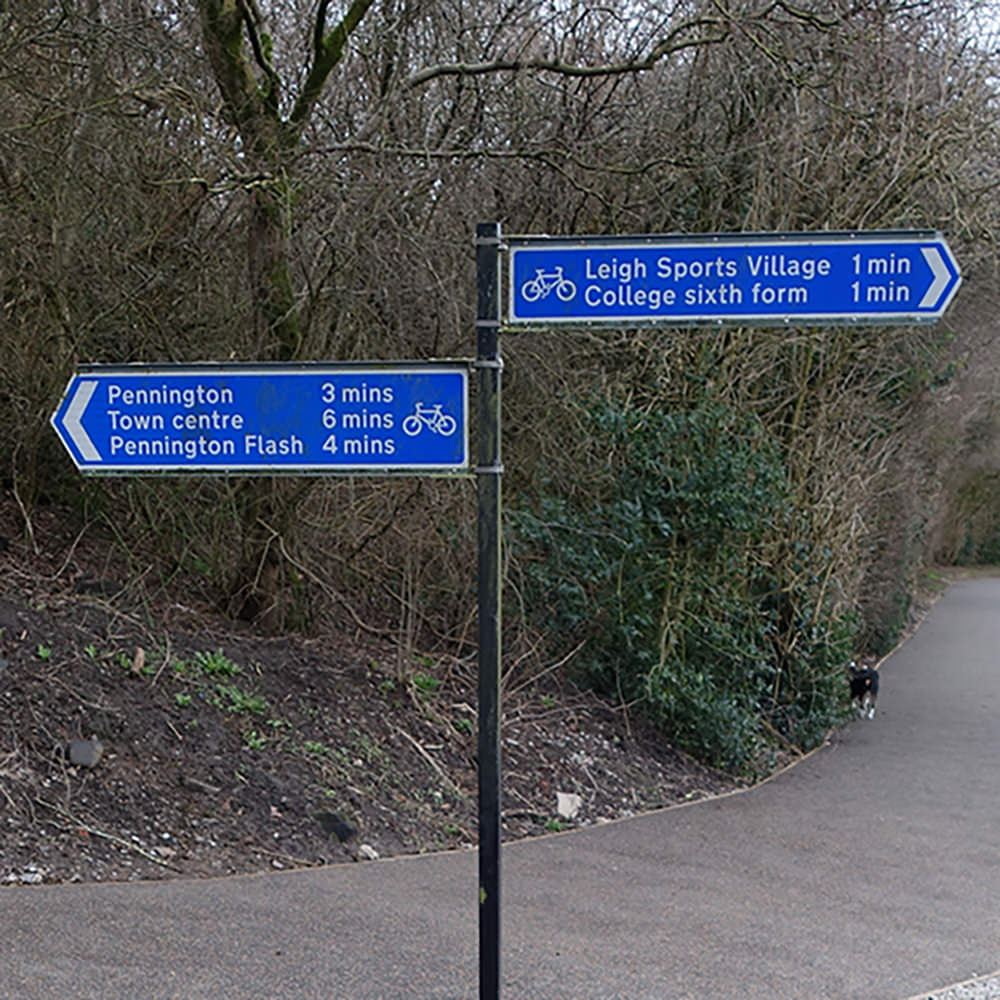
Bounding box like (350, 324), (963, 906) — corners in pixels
(50, 363), (469, 475)
(507, 230), (961, 327)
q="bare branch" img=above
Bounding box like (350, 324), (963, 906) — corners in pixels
(235, 0), (282, 113)
(770, 0), (842, 31)
(306, 139), (705, 174)
(315, 0), (333, 57)
(290, 0), (377, 129)
(405, 17), (727, 88)
(196, 0), (270, 144)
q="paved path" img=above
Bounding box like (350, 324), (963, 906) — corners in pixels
(3, 577), (1000, 1000)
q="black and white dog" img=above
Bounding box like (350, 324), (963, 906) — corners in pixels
(848, 661), (879, 719)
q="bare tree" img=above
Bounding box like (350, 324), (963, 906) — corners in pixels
(180, 0), (753, 624)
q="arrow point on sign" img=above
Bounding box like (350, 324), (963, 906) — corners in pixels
(62, 380), (101, 462)
(920, 247), (951, 310)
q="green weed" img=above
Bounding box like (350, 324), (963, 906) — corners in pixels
(193, 649), (242, 676)
(302, 740), (331, 758)
(412, 672), (439, 696)
(243, 729), (267, 750)
(212, 684), (269, 716)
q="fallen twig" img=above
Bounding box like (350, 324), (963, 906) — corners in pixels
(502, 638), (588, 699)
(35, 798), (180, 871)
(501, 809), (548, 821)
(388, 722), (466, 798)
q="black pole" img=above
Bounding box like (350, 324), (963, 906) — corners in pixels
(475, 221), (502, 1000)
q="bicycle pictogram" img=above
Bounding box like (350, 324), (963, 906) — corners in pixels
(402, 402), (458, 437)
(520, 266), (576, 303)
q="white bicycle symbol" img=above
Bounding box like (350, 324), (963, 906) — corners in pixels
(402, 402), (458, 437)
(520, 266), (576, 303)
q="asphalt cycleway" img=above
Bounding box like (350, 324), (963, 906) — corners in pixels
(3, 576), (999, 1000)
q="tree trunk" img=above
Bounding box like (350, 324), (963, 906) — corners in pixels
(248, 179), (300, 361)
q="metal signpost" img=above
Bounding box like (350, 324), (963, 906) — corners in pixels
(50, 351), (502, 995)
(50, 225), (962, 1000)
(508, 230), (960, 328)
(51, 363), (469, 475)
(475, 222), (503, 1000)
(478, 223), (961, 1000)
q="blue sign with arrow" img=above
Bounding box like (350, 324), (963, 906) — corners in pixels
(507, 230), (961, 327)
(50, 363), (469, 475)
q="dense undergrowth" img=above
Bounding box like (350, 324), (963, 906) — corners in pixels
(511, 395), (853, 771)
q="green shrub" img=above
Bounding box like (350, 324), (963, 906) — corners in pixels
(511, 395), (854, 772)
